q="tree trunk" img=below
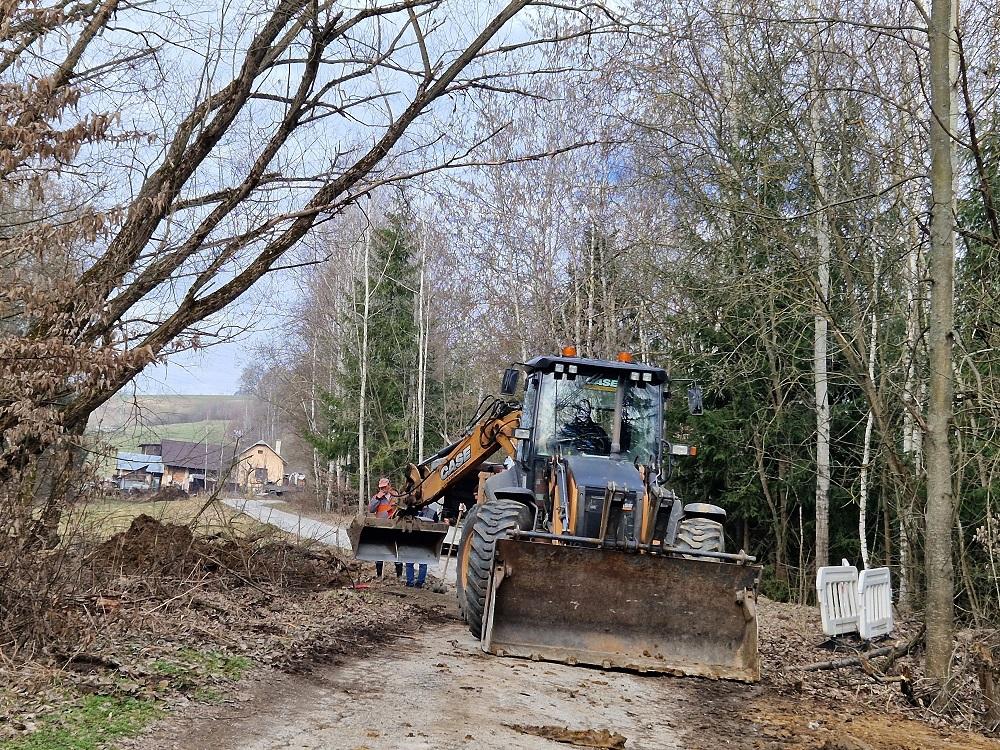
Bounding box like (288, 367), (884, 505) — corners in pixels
(358, 203), (372, 512)
(416, 227), (427, 463)
(924, 0), (958, 683)
(858, 256), (881, 569)
(809, 0), (832, 575)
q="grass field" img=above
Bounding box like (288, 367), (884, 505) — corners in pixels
(89, 394), (252, 432)
(96, 418), (235, 450)
(70, 498), (283, 541)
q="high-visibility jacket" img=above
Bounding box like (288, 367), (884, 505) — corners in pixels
(369, 492), (396, 518)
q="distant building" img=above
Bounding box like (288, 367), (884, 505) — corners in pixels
(235, 441), (287, 492)
(115, 452), (164, 490)
(122, 438), (300, 494)
(138, 438), (231, 492)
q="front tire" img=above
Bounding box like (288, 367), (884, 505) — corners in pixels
(460, 499), (532, 639)
(675, 517), (725, 556)
(454, 503), (482, 622)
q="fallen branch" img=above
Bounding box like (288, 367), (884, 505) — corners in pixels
(976, 643), (1000, 729)
(800, 625), (926, 672)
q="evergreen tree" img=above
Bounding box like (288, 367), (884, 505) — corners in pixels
(309, 213), (420, 492)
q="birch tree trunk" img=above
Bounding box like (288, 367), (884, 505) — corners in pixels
(858, 256), (881, 570)
(358, 206), (372, 512)
(809, 9), (832, 572)
(924, 0), (958, 683)
(900, 217), (924, 609)
(309, 329), (323, 509)
(586, 224), (596, 356)
(416, 227), (427, 462)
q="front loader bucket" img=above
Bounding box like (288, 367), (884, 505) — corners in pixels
(482, 540), (762, 681)
(348, 514), (449, 565)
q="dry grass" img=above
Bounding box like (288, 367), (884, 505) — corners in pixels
(67, 498), (286, 542)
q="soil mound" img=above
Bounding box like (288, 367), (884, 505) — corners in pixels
(148, 485), (188, 502)
(97, 514), (202, 575)
(96, 514), (355, 588)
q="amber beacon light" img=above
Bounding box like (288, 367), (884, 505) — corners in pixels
(616, 351), (633, 363)
(561, 345), (578, 357)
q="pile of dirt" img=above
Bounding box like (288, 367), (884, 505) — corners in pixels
(212, 538), (355, 589)
(95, 515), (355, 588)
(97, 514), (203, 576)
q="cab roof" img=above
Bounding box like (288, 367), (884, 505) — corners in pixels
(523, 355), (668, 385)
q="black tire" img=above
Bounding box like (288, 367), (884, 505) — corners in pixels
(675, 517), (725, 556)
(461, 499), (532, 639)
(454, 503), (481, 622)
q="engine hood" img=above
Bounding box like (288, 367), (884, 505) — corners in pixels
(562, 455), (644, 495)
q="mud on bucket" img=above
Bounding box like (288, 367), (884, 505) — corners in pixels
(481, 539), (762, 681)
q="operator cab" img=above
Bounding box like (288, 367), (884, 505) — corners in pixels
(513, 354), (668, 468)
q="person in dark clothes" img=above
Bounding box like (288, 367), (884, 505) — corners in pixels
(405, 504), (438, 588)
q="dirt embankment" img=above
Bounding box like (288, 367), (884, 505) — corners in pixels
(1, 515), (442, 746)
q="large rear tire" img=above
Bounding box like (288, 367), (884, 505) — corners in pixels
(675, 517), (725, 556)
(454, 503), (482, 622)
(461, 499), (532, 639)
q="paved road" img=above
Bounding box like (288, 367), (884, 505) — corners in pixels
(222, 498), (351, 549)
(222, 498), (458, 583)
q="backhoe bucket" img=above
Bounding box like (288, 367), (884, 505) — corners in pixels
(348, 515), (449, 565)
(482, 540), (761, 681)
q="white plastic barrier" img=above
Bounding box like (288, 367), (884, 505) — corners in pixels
(816, 559), (860, 636)
(858, 567), (894, 640)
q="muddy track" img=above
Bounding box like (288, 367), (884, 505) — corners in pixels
(132, 597), (715, 749)
(128, 588), (1000, 750)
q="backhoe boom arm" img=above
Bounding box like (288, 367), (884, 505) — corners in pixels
(398, 399), (522, 513)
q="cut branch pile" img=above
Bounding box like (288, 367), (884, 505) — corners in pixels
(757, 598), (1000, 735)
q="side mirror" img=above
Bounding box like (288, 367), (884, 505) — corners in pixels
(687, 385), (704, 416)
(500, 367), (520, 396)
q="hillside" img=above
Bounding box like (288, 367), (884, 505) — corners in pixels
(89, 394), (254, 432)
(86, 393), (310, 478)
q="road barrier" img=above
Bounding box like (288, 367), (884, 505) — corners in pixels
(816, 561), (894, 640)
(857, 567), (894, 640)
(816, 559), (860, 636)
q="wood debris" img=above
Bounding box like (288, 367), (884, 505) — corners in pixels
(506, 724), (627, 749)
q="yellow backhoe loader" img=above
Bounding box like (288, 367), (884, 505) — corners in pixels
(348, 350), (761, 681)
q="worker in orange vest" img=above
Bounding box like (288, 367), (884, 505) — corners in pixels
(368, 477), (402, 579)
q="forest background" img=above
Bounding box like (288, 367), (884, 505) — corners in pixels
(4, 0), (998, 693)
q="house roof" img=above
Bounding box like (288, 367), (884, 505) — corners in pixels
(159, 439), (230, 472)
(239, 441), (288, 464)
(116, 452), (164, 474)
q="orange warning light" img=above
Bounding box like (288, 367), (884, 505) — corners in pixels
(561, 345), (578, 357)
(616, 351), (633, 363)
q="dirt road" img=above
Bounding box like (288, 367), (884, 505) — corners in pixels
(143, 612), (702, 749)
(130, 588), (1000, 750)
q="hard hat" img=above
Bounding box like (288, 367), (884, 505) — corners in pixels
(378, 477), (390, 488)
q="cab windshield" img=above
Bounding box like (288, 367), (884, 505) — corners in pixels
(533, 372), (660, 462)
